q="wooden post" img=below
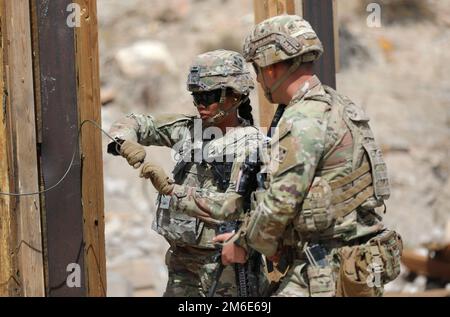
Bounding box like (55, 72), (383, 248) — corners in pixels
(74, 0), (107, 297)
(0, 0), (45, 297)
(0, 0), (18, 297)
(253, 0), (301, 131)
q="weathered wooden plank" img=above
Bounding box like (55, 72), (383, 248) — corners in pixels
(30, 0), (42, 144)
(268, 0), (279, 17)
(34, 0), (86, 296)
(302, 0), (337, 88)
(278, 0), (296, 15)
(333, 0), (339, 73)
(294, 0), (303, 16)
(253, 0), (300, 130)
(0, 0), (19, 297)
(74, 0), (107, 297)
(29, 0), (51, 294)
(401, 249), (450, 281)
(0, 0), (9, 296)
(254, 0), (268, 24)
(1, 0), (45, 297)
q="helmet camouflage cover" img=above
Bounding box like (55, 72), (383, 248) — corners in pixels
(187, 49), (254, 95)
(243, 15), (324, 68)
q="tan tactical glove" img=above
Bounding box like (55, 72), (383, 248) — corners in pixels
(140, 162), (175, 195)
(120, 140), (146, 169)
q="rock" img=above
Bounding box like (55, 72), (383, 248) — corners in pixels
(432, 179), (450, 237)
(401, 275), (427, 294)
(339, 24), (372, 69)
(110, 257), (168, 294)
(97, 0), (142, 27)
(105, 217), (122, 237)
(115, 41), (176, 78)
(101, 86), (117, 106)
(133, 288), (159, 297)
(120, 248), (145, 260)
(157, 0), (192, 23)
(104, 177), (129, 196)
(107, 271), (134, 297)
(128, 227), (147, 240)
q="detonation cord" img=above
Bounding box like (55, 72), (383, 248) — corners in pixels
(0, 120), (121, 197)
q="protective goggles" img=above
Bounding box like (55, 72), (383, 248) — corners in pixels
(192, 89), (223, 107)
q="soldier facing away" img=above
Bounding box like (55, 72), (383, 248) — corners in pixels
(214, 15), (403, 297)
(108, 50), (268, 297)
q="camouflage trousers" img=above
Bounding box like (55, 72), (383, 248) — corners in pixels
(163, 244), (238, 297)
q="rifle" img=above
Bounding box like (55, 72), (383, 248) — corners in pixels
(208, 219), (261, 297)
(208, 151), (266, 297)
(208, 104), (288, 297)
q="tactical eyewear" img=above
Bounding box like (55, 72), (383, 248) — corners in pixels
(192, 90), (223, 107)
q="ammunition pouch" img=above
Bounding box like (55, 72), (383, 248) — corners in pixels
(295, 177), (334, 233)
(294, 161), (384, 237)
(364, 229), (403, 284)
(307, 266), (336, 297)
(153, 158), (234, 248)
(153, 194), (205, 246)
(336, 229), (403, 297)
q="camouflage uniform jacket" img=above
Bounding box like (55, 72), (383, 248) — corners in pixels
(110, 113), (264, 249)
(234, 76), (390, 257)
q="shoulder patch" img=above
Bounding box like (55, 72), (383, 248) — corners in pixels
(268, 119), (297, 177)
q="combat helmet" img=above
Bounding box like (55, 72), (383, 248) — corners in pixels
(187, 49), (254, 124)
(243, 15), (323, 67)
(243, 15), (323, 101)
(187, 49), (254, 95)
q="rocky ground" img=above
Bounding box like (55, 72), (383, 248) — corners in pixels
(98, 0), (450, 296)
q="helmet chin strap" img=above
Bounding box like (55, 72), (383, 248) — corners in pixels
(262, 58), (302, 104)
(204, 88), (247, 126)
(260, 70), (274, 104)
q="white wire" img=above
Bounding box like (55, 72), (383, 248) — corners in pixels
(0, 120), (120, 197)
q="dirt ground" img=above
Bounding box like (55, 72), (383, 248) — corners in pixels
(98, 0), (450, 296)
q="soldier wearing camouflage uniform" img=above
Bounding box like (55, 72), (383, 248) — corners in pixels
(108, 50), (266, 297)
(215, 16), (403, 297)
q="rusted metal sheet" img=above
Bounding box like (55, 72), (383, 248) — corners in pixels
(303, 0), (337, 89)
(34, 0), (86, 296)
